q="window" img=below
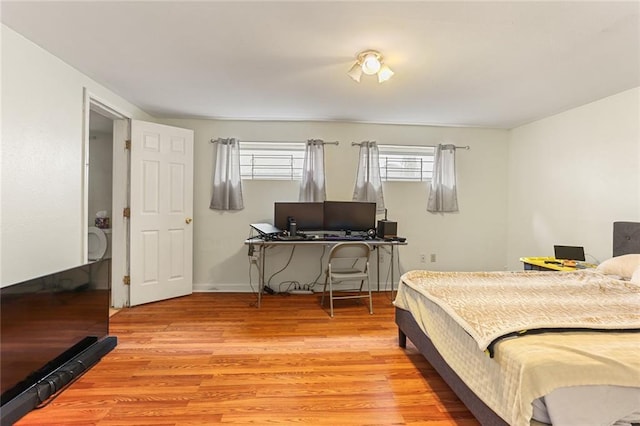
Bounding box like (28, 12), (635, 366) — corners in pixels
(239, 142), (435, 182)
(240, 142), (305, 180)
(378, 144), (435, 181)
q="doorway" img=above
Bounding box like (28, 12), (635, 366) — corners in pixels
(83, 91), (194, 308)
(84, 90), (130, 308)
(87, 110), (114, 295)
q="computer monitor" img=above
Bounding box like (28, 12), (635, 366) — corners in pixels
(274, 202), (324, 231)
(323, 201), (376, 232)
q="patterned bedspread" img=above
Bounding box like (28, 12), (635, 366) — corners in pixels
(399, 269), (640, 352)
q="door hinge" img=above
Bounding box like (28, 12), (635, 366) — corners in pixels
(123, 275), (130, 285)
(125, 140), (131, 150)
(123, 207), (130, 218)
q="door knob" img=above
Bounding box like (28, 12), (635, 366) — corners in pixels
(185, 217), (193, 224)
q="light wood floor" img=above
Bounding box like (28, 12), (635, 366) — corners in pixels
(16, 292), (478, 425)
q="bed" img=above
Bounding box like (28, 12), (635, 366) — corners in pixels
(394, 222), (640, 426)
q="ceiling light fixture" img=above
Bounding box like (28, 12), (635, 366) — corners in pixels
(348, 50), (394, 83)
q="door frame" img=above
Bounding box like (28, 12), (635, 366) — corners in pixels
(82, 88), (132, 308)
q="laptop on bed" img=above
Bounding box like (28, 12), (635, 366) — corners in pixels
(553, 245), (585, 261)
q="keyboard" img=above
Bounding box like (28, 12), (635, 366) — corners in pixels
(322, 235), (366, 241)
(275, 235), (307, 241)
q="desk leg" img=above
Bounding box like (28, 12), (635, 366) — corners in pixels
(390, 245), (395, 301)
(376, 248), (380, 292)
(258, 245), (266, 308)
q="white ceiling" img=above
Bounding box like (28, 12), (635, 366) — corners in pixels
(2, 1), (639, 129)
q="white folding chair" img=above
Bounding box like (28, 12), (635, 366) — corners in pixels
(321, 242), (373, 318)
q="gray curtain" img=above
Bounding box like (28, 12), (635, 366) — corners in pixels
(299, 139), (326, 202)
(427, 144), (458, 213)
(210, 138), (244, 210)
(352, 141), (385, 214)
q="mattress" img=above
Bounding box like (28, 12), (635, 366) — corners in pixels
(394, 270), (640, 426)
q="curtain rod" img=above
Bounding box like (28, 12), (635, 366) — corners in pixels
(210, 138), (339, 145)
(351, 141), (470, 150)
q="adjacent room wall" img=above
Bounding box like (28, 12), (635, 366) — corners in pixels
(0, 25), (153, 286)
(506, 87), (640, 269)
(88, 130), (114, 226)
(163, 118), (510, 292)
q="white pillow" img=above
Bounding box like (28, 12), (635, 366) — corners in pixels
(596, 254), (640, 280)
(631, 266), (640, 284)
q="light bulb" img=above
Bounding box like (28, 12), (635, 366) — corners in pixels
(361, 53), (381, 75)
(377, 65), (394, 83)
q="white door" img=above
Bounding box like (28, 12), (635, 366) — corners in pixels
(130, 120), (194, 306)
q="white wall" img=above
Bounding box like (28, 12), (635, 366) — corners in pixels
(0, 23), (509, 293)
(0, 25), (153, 286)
(163, 118), (510, 292)
(5, 19), (635, 294)
(88, 131), (113, 226)
(506, 87), (640, 269)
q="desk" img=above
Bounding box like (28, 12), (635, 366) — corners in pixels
(520, 256), (596, 272)
(245, 238), (407, 307)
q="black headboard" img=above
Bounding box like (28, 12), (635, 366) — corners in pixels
(613, 222), (640, 256)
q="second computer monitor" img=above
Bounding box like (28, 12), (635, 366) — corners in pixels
(274, 202), (324, 231)
(323, 201), (376, 232)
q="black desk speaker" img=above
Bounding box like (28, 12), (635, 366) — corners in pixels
(377, 220), (397, 238)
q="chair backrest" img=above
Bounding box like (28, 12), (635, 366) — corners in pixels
(328, 242), (372, 270)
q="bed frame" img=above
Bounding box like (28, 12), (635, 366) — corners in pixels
(395, 221), (640, 425)
(396, 307), (508, 425)
(613, 221), (640, 256)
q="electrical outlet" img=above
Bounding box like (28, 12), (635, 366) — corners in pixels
(430, 254), (436, 262)
(420, 254), (426, 263)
